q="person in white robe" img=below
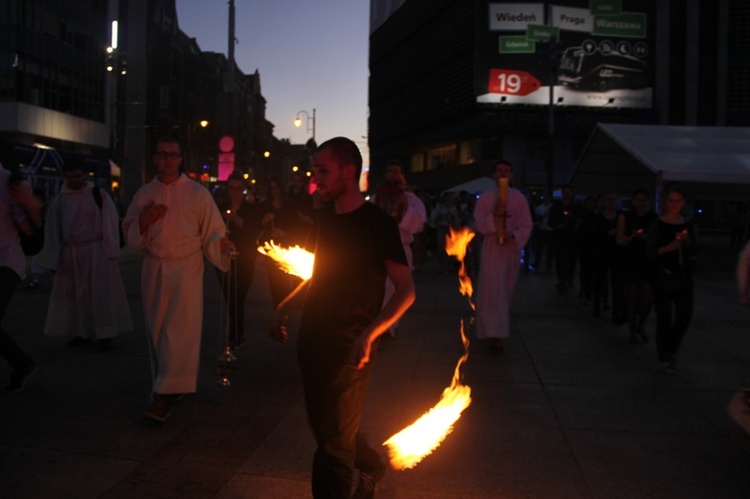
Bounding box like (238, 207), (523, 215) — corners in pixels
(36, 162), (132, 350)
(122, 137), (235, 423)
(473, 160), (533, 352)
(372, 160), (427, 337)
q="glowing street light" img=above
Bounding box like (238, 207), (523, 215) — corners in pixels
(293, 108), (316, 142)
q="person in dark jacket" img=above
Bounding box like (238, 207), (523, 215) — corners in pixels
(646, 186), (698, 374)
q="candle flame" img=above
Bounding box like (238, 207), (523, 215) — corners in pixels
(384, 225), (475, 470)
(257, 241), (314, 281)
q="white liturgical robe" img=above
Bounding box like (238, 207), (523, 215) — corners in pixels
(36, 182), (132, 339)
(473, 186), (532, 340)
(122, 174), (229, 394)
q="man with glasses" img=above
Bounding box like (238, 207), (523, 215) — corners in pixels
(122, 137), (236, 422)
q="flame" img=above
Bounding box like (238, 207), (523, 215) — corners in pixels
(384, 225), (475, 470)
(444, 226), (476, 310)
(257, 241), (314, 281)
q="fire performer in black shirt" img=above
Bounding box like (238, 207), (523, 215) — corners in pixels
(272, 136), (415, 498)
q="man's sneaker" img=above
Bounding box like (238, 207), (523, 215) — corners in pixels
(4, 361), (37, 393)
(67, 337), (92, 347)
(352, 464), (386, 499)
(488, 338), (504, 354)
(144, 395), (171, 422)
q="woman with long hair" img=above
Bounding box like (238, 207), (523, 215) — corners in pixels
(647, 186), (698, 374)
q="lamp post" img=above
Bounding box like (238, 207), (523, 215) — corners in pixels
(294, 108), (316, 143)
(544, 39), (563, 199)
(186, 119), (210, 177)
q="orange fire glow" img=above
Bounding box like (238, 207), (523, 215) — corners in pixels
(257, 241), (314, 281)
(444, 226), (476, 310)
(383, 225), (475, 470)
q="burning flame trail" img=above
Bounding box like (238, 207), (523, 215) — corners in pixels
(383, 226), (476, 470)
(257, 241), (314, 281)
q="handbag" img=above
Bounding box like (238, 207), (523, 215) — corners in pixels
(658, 269), (690, 294)
(19, 223), (44, 256)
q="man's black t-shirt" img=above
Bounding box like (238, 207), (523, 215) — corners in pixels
(299, 202), (407, 346)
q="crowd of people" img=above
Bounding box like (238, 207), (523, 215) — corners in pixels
(5, 137), (747, 498)
(525, 184), (699, 373)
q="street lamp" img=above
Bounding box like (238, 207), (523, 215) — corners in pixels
(293, 108), (316, 142)
(186, 119), (210, 177)
(543, 39), (563, 198)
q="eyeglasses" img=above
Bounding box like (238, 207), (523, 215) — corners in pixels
(155, 152), (181, 160)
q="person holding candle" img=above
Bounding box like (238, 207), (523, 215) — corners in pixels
(616, 188), (657, 344)
(549, 184), (583, 295)
(473, 159), (533, 353)
(646, 186), (698, 374)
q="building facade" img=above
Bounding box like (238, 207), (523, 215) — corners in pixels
(368, 0), (750, 194)
(0, 0), (282, 207)
(0, 0), (112, 200)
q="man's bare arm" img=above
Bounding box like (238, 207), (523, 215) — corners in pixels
(348, 260), (416, 369)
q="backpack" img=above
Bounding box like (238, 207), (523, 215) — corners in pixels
(93, 186), (125, 248)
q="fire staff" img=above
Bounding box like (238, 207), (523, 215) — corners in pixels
(273, 137), (415, 498)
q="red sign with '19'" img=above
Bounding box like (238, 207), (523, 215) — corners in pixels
(488, 69), (541, 96)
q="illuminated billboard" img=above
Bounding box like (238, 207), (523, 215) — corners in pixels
(476, 1), (655, 109)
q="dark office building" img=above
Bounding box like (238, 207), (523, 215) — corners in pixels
(0, 0), (282, 206)
(0, 0), (113, 199)
(368, 0), (750, 193)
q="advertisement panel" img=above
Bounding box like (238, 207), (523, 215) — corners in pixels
(476, 0), (655, 109)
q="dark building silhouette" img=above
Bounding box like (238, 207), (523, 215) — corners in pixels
(0, 0), (286, 207)
(368, 0), (750, 193)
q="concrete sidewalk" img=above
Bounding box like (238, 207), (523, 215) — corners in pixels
(1, 239), (749, 498)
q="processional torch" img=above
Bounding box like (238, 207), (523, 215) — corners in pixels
(496, 178), (509, 246)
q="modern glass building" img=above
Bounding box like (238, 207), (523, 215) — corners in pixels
(368, 0), (750, 194)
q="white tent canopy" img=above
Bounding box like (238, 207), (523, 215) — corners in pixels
(570, 124), (750, 198)
(443, 176), (496, 195)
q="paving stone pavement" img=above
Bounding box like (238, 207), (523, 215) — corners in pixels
(1, 235), (749, 498)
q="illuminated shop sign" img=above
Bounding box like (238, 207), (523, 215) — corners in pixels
(476, 0), (655, 109)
